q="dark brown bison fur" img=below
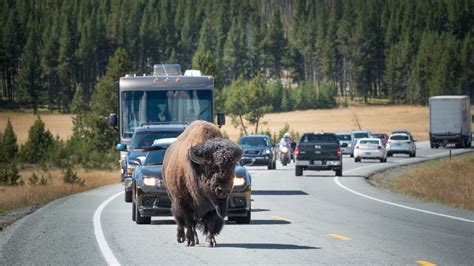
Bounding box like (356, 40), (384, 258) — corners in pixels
(162, 120), (242, 247)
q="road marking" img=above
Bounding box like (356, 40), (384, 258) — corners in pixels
(93, 191), (123, 266)
(416, 260), (437, 266)
(329, 233), (352, 241)
(272, 215), (293, 223)
(335, 167), (474, 223)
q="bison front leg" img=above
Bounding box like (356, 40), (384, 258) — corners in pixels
(176, 225), (185, 243)
(185, 225), (196, 246)
(202, 210), (225, 247)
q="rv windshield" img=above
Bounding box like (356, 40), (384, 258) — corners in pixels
(121, 90), (212, 138)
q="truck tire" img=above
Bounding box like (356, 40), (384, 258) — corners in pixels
(125, 190), (132, 203)
(335, 168), (342, 176)
(135, 203), (151, 224)
(132, 201), (136, 221)
(235, 208), (251, 224)
(295, 166), (303, 176)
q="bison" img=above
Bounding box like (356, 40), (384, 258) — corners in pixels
(162, 120), (242, 247)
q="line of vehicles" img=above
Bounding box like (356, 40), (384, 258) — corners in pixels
(108, 64), (472, 225)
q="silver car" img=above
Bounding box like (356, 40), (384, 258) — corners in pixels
(386, 134), (416, 157)
(336, 132), (352, 155)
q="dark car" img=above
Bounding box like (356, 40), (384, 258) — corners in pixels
(132, 138), (252, 224)
(295, 133), (342, 176)
(238, 135), (277, 170)
(116, 124), (186, 203)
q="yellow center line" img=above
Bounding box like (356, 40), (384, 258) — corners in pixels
(416, 260), (437, 266)
(329, 233), (352, 241)
(271, 215), (293, 223)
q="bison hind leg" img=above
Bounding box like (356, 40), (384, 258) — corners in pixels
(185, 225), (196, 246)
(193, 225), (199, 245)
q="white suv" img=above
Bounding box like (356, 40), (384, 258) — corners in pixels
(386, 134), (416, 157)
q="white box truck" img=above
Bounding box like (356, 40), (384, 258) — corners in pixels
(429, 95), (472, 148)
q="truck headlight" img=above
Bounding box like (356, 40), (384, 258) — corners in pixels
(233, 176), (246, 187)
(142, 176), (164, 187)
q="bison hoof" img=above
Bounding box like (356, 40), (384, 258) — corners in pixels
(177, 228), (185, 243)
(186, 239), (196, 247)
(206, 236), (216, 247)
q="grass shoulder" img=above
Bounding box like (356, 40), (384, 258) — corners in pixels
(370, 152), (474, 211)
(0, 167), (119, 230)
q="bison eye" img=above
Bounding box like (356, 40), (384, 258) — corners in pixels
(215, 187), (231, 199)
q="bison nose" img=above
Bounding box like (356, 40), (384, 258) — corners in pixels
(215, 187), (231, 199)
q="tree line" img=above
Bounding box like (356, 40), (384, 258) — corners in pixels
(1, 0), (472, 114)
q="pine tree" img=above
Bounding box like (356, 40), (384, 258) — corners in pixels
(2, 118), (19, 162)
(16, 16), (43, 114)
(19, 116), (54, 164)
(263, 9), (287, 79)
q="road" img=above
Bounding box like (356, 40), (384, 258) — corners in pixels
(1, 142), (473, 265)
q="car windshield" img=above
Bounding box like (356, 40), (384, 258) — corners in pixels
(390, 135), (409, 141)
(121, 90), (212, 138)
(300, 134), (337, 142)
(239, 138), (268, 147)
(360, 140), (379, 145)
(337, 134), (351, 141)
(144, 149), (167, 166)
(130, 131), (182, 149)
(353, 133), (369, 139)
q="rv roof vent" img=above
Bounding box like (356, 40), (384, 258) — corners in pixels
(153, 64), (181, 76)
(184, 70), (202, 76)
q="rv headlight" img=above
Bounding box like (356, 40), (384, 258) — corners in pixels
(142, 176), (164, 187)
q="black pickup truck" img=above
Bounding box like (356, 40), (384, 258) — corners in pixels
(295, 133), (342, 176)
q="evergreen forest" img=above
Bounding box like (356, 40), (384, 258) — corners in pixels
(1, 0), (473, 114)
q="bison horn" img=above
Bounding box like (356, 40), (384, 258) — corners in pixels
(188, 148), (206, 165)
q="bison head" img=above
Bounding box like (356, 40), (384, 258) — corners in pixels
(188, 138), (242, 219)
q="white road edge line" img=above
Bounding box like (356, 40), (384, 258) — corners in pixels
(334, 172), (474, 223)
(93, 191), (123, 266)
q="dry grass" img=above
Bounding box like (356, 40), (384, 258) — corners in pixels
(221, 105), (434, 141)
(1, 106), (472, 143)
(372, 153), (474, 210)
(0, 112), (74, 145)
(0, 168), (120, 213)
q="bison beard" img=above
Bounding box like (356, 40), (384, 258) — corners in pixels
(162, 121), (242, 247)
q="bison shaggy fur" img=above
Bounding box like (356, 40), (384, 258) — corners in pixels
(162, 120), (242, 247)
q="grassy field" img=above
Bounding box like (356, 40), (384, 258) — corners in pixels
(0, 105), (472, 216)
(1, 106), (473, 144)
(370, 153), (474, 210)
(0, 112), (74, 144)
(0, 168), (119, 213)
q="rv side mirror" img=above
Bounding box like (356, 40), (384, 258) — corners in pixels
(217, 112), (226, 127)
(108, 113), (117, 127)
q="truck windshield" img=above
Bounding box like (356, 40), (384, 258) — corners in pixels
(144, 149), (168, 166)
(121, 90), (212, 138)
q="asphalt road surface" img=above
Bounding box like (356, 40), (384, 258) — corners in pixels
(1, 141), (473, 265)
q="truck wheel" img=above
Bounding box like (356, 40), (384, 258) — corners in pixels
(235, 209), (251, 224)
(132, 201), (136, 221)
(295, 166), (303, 176)
(135, 204), (151, 224)
(125, 190), (132, 203)
(335, 168), (342, 177)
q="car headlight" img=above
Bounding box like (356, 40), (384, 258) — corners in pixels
(263, 149), (271, 154)
(233, 176), (246, 187)
(142, 176), (164, 187)
(348, 144), (352, 147)
(280, 147), (288, 153)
